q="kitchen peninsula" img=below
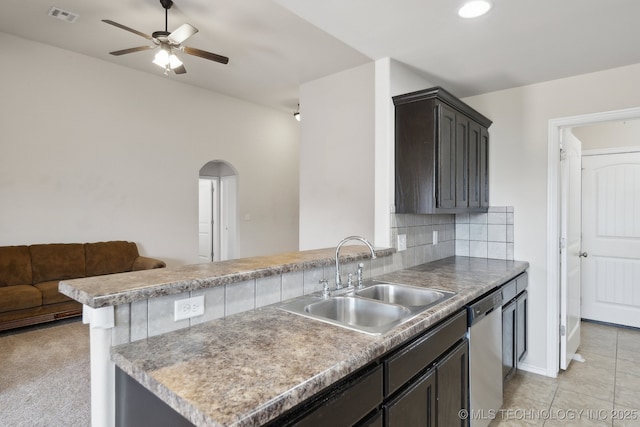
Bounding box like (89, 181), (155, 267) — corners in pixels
(60, 248), (528, 427)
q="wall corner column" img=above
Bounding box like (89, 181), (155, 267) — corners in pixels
(83, 305), (115, 427)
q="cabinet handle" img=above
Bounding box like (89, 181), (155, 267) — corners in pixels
(578, 252), (588, 258)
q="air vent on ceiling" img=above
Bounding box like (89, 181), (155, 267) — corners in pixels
(48, 7), (79, 23)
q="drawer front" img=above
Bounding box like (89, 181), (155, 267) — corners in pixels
(295, 364), (383, 427)
(501, 279), (517, 304)
(516, 272), (528, 294)
(384, 310), (466, 396)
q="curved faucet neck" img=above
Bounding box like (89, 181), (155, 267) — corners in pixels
(334, 236), (377, 289)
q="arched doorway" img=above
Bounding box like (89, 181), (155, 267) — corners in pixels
(199, 161), (238, 262)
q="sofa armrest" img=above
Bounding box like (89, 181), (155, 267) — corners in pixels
(132, 256), (166, 271)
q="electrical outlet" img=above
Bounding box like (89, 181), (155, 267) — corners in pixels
(174, 295), (205, 322)
(432, 230), (439, 245)
(397, 234), (407, 251)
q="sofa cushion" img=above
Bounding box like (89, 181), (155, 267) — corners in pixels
(0, 246), (33, 286)
(85, 241), (140, 276)
(0, 285), (42, 313)
(30, 244), (86, 283)
(34, 281), (73, 305)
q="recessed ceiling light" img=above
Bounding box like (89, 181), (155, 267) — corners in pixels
(458, 0), (492, 19)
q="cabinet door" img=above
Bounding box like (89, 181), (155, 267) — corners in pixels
(479, 127), (490, 207)
(384, 367), (436, 427)
(516, 291), (528, 365)
(502, 300), (517, 380)
(436, 102), (456, 209)
(455, 113), (469, 208)
(437, 339), (469, 427)
(468, 121), (482, 208)
(395, 100), (435, 213)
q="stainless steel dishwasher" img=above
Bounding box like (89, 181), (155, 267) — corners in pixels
(467, 289), (503, 427)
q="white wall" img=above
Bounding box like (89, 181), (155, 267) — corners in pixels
(572, 119), (640, 151)
(463, 62), (640, 374)
(298, 62), (375, 249)
(374, 59), (435, 247)
(0, 33), (300, 266)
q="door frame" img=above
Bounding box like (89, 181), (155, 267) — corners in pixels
(546, 106), (640, 377)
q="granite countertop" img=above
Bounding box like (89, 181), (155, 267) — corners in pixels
(111, 256), (529, 427)
(59, 246), (393, 308)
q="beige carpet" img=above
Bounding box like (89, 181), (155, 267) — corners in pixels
(0, 318), (91, 426)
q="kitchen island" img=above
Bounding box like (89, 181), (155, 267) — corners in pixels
(94, 256), (528, 426)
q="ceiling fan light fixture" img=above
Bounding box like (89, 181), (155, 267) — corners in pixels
(458, 0), (492, 18)
(168, 54), (183, 69)
(153, 48), (170, 68)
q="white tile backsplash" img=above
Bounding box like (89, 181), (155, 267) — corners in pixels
(488, 212), (507, 225)
(130, 300), (148, 342)
(112, 304), (130, 346)
(225, 280), (256, 316)
(191, 285), (225, 325)
(457, 206), (515, 261)
(455, 239), (470, 257)
(470, 223), (488, 240)
(282, 271), (304, 300)
(488, 224), (507, 242)
(303, 268), (325, 294)
(456, 223), (470, 240)
(470, 240), (488, 258)
(256, 275), (282, 308)
(390, 213), (456, 269)
(148, 293), (190, 337)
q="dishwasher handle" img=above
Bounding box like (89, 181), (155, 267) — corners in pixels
(467, 289), (503, 326)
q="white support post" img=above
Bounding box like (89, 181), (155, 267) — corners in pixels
(83, 305), (115, 427)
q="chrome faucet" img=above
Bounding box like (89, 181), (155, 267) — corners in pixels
(335, 236), (377, 290)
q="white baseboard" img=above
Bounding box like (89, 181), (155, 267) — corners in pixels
(517, 362), (555, 378)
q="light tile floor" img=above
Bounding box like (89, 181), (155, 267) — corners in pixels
(489, 321), (640, 426)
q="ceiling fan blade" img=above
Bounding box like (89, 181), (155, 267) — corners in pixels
(168, 23), (198, 45)
(102, 19), (152, 40)
(109, 46), (156, 56)
(173, 65), (187, 75)
(182, 46), (229, 65)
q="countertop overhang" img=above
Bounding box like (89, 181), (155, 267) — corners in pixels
(59, 246), (393, 308)
(110, 256), (529, 427)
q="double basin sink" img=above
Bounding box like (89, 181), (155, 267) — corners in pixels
(279, 281), (455, 335)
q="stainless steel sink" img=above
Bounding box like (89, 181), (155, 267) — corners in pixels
(355, 283), (454, 313)
(278, 281), (455, 335)
(306, 296), (410, 327)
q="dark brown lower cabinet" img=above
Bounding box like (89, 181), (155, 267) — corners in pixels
(502, 298), (517, 380)
(384, 339), (469, 427)
(437, 340), (469, 427)
(516, 290), (528, 365)
(286, 364), (383, 427)
(385, 366), (436, 426)
(502, 272), (529, 382)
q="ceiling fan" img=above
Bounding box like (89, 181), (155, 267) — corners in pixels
(102, 0), (229, 75)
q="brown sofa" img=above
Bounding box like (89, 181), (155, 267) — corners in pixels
(0, 241), (165, 331)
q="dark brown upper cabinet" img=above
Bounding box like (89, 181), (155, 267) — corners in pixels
(394, 87), (492, 214)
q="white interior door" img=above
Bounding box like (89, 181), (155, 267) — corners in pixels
(559, 129), (582, 370)
(198, 179), (215, 262)
(582, 151), (640, 328)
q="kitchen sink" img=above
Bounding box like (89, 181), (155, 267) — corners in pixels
(355, 283), (454, 313)
(306, 296), (410, 327)
(278, 281), (455, 335)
